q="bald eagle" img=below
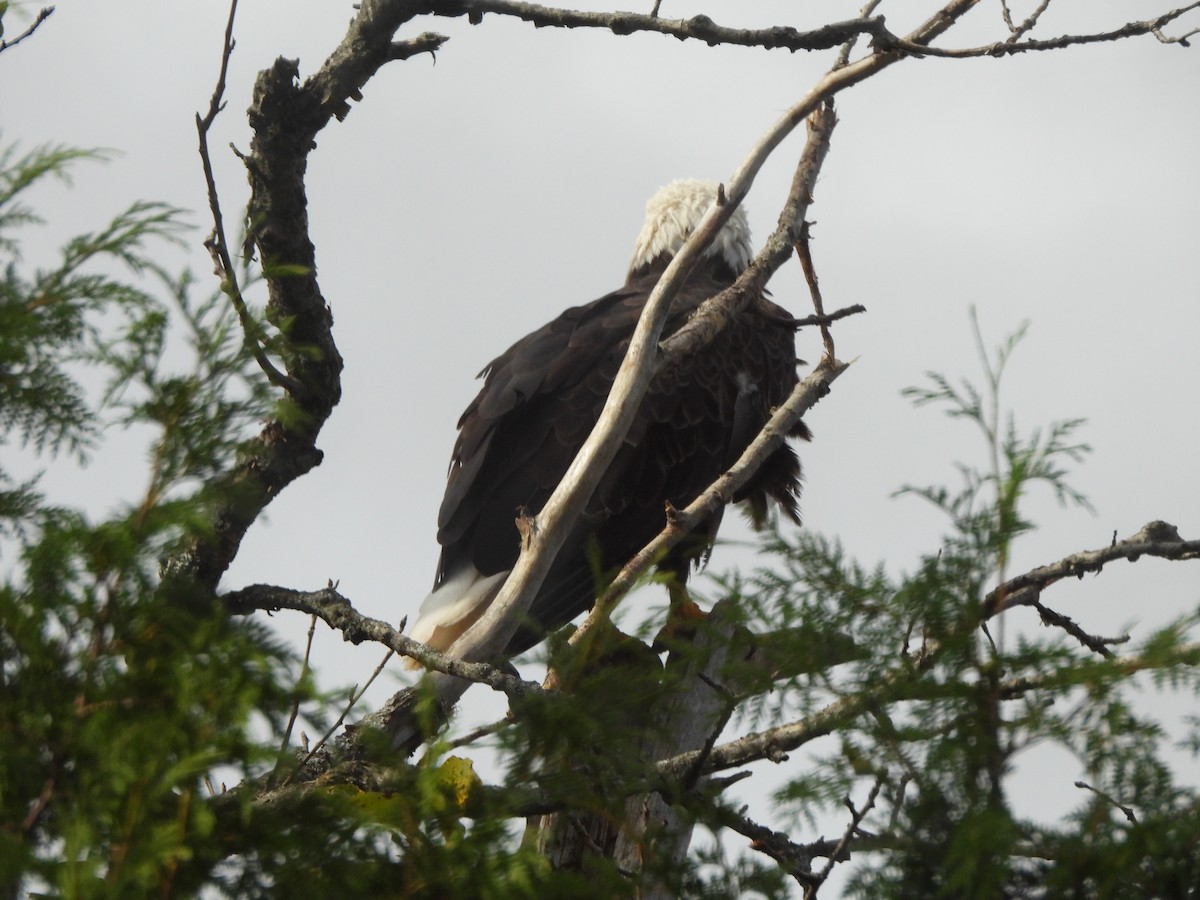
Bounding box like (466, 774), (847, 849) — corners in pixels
(408, 179), (809, 661)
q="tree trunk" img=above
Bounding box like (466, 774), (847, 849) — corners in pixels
(532, 599), (755, 896)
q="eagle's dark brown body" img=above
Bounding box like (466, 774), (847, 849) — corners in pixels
(410, 180), (809, 659)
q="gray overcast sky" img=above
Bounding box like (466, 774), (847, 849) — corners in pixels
(5, 0), (1199, 891)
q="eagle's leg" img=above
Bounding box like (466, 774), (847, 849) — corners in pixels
(652, 577), (708, 650)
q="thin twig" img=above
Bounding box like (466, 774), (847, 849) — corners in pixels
(884, 2), (1200, 58)
(1003, 0), (1054, 43)
(20, 776), (55, 834)
(792, 303), (867, 330)
(804, 778), (884, 898)
(274, 614), (318, 783)
(445, 716), (512, 751)
(835, 0), (885, 68)
(1075, 780), (1139, 824)
(1000, 0), (1017, 34)
(286, 646), (395, 785)
(195, 0), (299, 393)
(1032, 600), (1128, 658)
(0, 6), (54, 55)
(795, 219), (835, 362)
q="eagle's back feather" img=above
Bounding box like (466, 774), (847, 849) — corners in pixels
(410, 180), (808, 660)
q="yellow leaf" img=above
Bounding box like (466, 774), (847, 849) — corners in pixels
(437, 756), (479, 809)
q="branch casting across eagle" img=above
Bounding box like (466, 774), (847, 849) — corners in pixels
(408, 180), (811, 662)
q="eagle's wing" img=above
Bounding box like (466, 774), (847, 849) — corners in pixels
(418, 270), (806, 659)
(435, 285), (648, 580)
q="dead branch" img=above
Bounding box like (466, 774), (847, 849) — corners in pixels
(804, 778), (884, 898)
(386, 30), (448, 61)
(0, 6), (54, 55)
(196, 0), (299, 393)
(658, 632), (1200, 781)
(223, 582), (544, 701)
(726, 814), (845, 887)
(795, 222), (836, 362)
(982, 521), (1200, 617)
(997, 641), (1200, 699)
(1031, 600), (1130, 658)
(886, 2), (1200, 58)
(427, 0), (889, 53)
(1075, 780), (1139, 824)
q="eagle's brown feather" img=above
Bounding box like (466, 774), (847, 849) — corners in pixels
(431, 256), (807, 657)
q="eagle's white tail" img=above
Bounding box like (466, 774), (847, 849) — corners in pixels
(403, 566), (508, 669)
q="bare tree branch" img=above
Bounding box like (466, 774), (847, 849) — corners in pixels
(0, 6), (54, 56)
(195, 0), (300, 393)
(386, 30), (448, 61)
(795, 222), (836, 362)
(658, 629), (1200, 781)
(1031, 599), (1130, 658)
(1000, 0), (1053, 42)
(804, 779), (884, 899)
(887, 2), (1200, 58)
(1075, 780), (1140, 824)
(727, 813), (842, 888)
(659, 620), (1200, 782)
(997, 641), (1200, 699)
(653, 521), (1199, 781)
(223, 582), (545, 701)
(983, 520), (1200, 616)
(793, 303), (867, 330)
(427, 0), (889, 53)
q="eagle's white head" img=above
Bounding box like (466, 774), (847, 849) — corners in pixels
(628, 178), (753, 277)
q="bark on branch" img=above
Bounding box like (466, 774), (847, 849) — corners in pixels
(427, 1), (890, 53)
(0, 5), (54, 55)
(983, 520), (1200, 617)
(223, 582), (544, 700)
